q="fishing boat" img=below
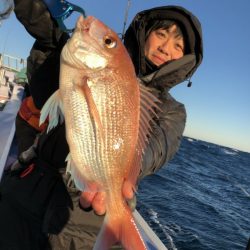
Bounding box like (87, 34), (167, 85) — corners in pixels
(0, 53), (167, 249)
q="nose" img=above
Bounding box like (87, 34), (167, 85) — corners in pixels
(158, 41), (172, 57)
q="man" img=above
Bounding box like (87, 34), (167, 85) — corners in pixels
(0, 1), (203, 249)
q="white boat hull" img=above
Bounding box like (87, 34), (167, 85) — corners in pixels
(0, 84), (24, 178)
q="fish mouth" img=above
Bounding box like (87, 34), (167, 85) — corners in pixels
(61, 15), (108, 70)
(77, 15), (96, 34)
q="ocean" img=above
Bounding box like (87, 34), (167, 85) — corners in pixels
(137, 136), (250, 250)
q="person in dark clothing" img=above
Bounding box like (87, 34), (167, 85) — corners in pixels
(0, 1), (203, 249)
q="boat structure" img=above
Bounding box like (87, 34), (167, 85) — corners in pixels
(0, 52), (167, 249)
(0, 53), (26, 178)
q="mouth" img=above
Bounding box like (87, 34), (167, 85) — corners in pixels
(63, 16), (108, 70)
(151, 54), (167, 66)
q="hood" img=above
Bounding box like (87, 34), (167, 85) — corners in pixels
(124, 5), (203, 90)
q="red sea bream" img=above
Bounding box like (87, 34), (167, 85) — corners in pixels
(40, 16), (159, 250)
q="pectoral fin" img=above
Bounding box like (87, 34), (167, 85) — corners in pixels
(78, 77), (104, 139)
(39, 89), (64, 132)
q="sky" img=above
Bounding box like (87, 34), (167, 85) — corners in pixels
(0, 0), (250, 153)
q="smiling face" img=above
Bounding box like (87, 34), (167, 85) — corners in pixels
(144, 24), (185, 66)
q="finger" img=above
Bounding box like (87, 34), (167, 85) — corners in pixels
(79, 182), (99, 208)
(92, 191), (106, 215)
(80, 190), (96, 209)
(122, 179), (134, 200)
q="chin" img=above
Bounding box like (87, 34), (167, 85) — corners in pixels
(152, 57), (165, 66)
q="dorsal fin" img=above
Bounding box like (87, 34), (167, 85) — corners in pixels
(138, 82), (161, 151)
(127, 80), (161, 187)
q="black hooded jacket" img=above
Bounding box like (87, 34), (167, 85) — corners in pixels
(123, 6), (203, 178)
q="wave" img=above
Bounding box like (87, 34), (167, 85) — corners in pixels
(221, 148), (238, 155)
(148, 208), (178, 250)
(235, 184), (250, 198)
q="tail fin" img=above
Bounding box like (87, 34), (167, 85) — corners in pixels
(93, 206), (147, 250)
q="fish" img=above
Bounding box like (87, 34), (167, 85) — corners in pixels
(40, 15), (159, 250)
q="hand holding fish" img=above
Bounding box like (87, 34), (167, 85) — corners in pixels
(80, 179), (134, 215)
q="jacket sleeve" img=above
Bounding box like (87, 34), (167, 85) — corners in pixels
(139, 91), (186, 179)
(14, 0), (64, 48)
(14, 0), (69, 109)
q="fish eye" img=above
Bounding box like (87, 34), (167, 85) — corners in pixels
(103, 36), (117, 48)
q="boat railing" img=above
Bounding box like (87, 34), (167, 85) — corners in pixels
(0, 53), (27, 73)
(0, 53), (27, 101)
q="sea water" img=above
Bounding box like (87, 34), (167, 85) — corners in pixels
(138, 137), (250, 250)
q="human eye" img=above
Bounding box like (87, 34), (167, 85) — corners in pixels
(155, 30), (166, 39)
(175, 42), (184, 52)
(176, 44), (183, 51)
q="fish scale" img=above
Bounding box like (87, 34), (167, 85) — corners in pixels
(67, 77), (135, 187)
